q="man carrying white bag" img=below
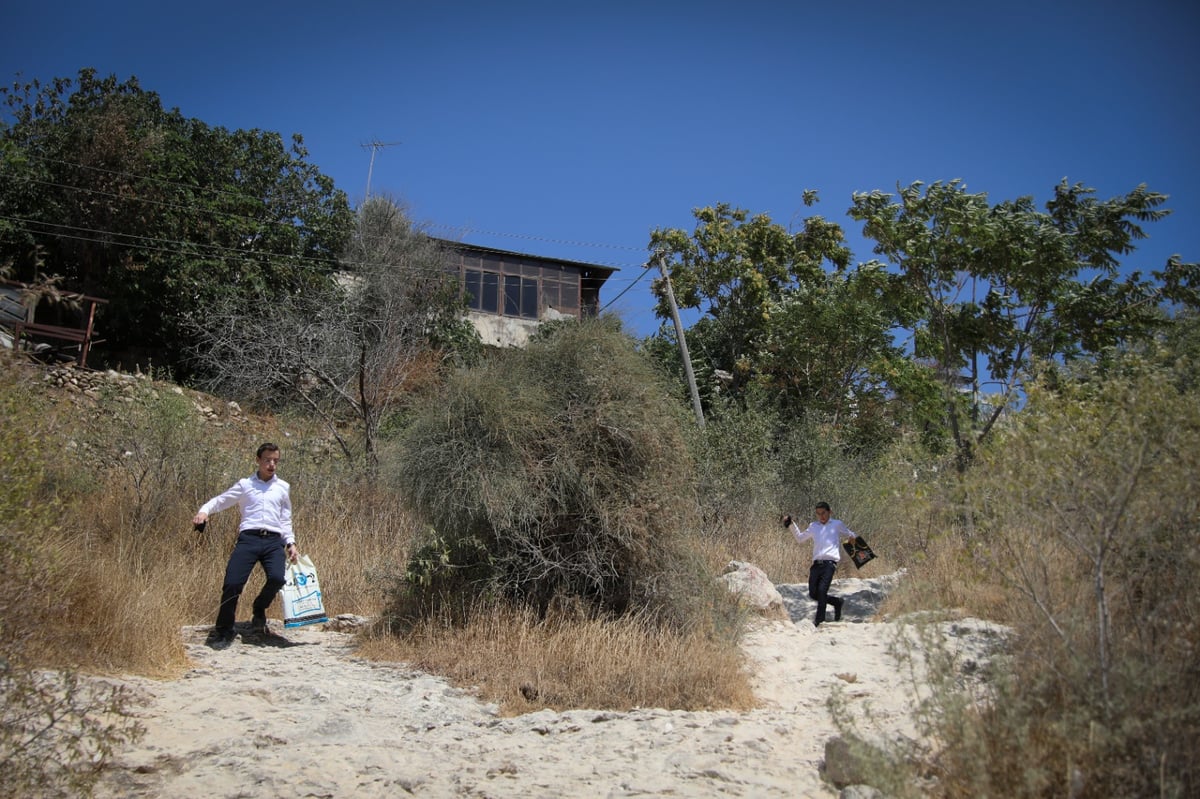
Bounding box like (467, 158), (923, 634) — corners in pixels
(281, 554), (329, 628)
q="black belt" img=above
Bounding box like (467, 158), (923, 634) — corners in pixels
(242, 528), (280, 538)
(812, 559), (836, 565)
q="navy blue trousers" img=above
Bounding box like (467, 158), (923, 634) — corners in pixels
(808, 560), (843, 625)
(215, 530), (286, 632)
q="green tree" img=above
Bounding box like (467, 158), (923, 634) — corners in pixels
(849, 179), (1200, 467)
(648, 200), (849, 391)
(0, 69), (354, 372)
(647, 200), (931, 450)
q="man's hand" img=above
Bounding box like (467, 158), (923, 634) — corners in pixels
(192, 511), (208, 533)
(285, 542), (299, 563)
(782, 514), (793, 529)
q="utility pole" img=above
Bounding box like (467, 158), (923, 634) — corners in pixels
(360, 139), (402, 198)
(655, 252), (705, 428)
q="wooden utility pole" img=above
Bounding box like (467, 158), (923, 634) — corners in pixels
(655, 253), (705, 428)
(360, 139), (402, 198)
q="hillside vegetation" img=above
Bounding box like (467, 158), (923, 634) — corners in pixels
(3, 313), (1198, 797)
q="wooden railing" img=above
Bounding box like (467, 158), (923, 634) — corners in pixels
(1, 281), (108, 368)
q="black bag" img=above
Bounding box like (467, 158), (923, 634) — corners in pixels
(843, 535), (877, 569)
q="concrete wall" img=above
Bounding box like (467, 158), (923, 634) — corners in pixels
(467, 306), (574, 349)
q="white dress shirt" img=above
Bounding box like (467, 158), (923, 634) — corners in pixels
(199, 473), (294, 546)
(788, 518), (855, 561)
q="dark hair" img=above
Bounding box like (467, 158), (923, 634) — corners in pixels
(814, 501), (831, 512)
(256, 442), (280, 459)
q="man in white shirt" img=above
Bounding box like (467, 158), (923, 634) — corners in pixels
(784, 502), (859, 626)
(193, 443), (299, 649)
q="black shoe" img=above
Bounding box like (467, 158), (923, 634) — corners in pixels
(251, 613), (269, 634)
(207, 628), (236, 650)
(834, 603), (843, 622)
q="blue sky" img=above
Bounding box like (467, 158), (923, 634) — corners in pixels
(4, 0), (1198, 337)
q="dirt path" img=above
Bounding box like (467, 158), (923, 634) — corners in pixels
(92, 574), (999, 798)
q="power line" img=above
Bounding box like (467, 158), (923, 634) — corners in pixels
(5, 173), (316, 236)
(600, 262), (655, 311)
(5, 153), (651, 268)
(0, 214), (661, 292)
(2, 152), (663, 307)
(10, 169), (650, 269)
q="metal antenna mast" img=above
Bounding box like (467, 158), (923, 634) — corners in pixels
(360, 139), (402, 198)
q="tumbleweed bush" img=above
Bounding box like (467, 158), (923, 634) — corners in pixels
(386, 317), (717, 630)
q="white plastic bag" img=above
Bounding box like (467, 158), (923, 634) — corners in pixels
(281, 554), (328, 627)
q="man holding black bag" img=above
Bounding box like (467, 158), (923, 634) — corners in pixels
(193, 442), (299, 649)
(783, 502), (859, 627)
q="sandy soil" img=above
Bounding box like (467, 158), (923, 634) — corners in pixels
(91, 572), (1001, 798)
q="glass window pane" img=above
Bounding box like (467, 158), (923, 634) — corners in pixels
(464, 269), (482, 310)
(558, 279), (579, 310)
(521, 278), (538, 318)
(481, 272), (499, 313)
(542, 279), (560, 309)
(504, 275), (522, 316)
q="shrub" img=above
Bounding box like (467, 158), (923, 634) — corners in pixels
(871, 355), (1200, 797)
(686, 394), (782, 544)
(387, 317), (708, 628)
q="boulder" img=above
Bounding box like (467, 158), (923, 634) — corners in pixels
(718, 561), (787, 620)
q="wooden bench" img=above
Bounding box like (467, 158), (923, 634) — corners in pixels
(3, 282), (108, 368)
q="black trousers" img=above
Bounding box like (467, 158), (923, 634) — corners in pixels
(808, 560), (843, 625)
(215, 530), (286, 632)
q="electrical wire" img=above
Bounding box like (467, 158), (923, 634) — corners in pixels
(6, 153), (652, 270)
(0, 212), (659, 290)
(600, 262), (656, 311)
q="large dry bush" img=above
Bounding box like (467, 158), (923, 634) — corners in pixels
(870, 356), (1200, 798)
(387, 317), (711, 627)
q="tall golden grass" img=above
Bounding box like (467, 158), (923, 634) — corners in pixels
(359, 601), (756, 714)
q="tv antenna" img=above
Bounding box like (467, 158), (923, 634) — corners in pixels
(360, 139), (402, 198)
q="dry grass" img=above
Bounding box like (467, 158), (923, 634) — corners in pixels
(3, 361), (416, 677)
(42, 471), (418, 677)
(4, 358), (758, 714)
(876, 538), (1012, 621)
(692, 508), (903, 595)
(358, 602), (756, 715)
